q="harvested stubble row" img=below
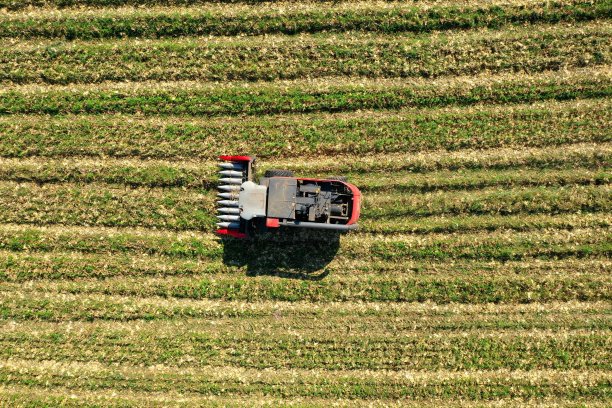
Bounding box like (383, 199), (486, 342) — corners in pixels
(0, 225), (610, 302)
(1, 68), (610, 116)
(2, 23), (610, 84)
(1, 0), (325, 10)
(0, 358), (610, 401)
(0, 247), (609, 283)
(1, 391), (610, 408)
(2, 0), (593, 11)
(265, 141), (612, 174)
(0, 180), (211, 229)
(0, 319), (609, 370)
(0, 223), (609, 261)
(1, 291), (610, 325)
(1, 1), (609, 39)
(360, 212), (611, 234)
(0, 212), (608, 244)
(0, 142), (609, 188)
(355, 168), (610, 194)
(2, 260), (609, 302)
(0, 156), (607, 190)
(0, 180), (608, 229)
(0, 98), (608, 158)
(3, 392), (612, 408)
(366, 184), (611, 217)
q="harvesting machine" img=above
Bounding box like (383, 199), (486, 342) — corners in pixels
(215, 155), (361, 238)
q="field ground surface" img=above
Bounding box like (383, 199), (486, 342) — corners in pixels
(0, 0), (610, 406)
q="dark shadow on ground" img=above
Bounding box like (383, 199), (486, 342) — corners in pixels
(221, 229), (341, 280)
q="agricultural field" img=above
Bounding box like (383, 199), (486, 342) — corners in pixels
(0, 0), (611, 406)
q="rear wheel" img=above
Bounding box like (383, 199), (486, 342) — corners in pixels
(264, 169), (294, 177)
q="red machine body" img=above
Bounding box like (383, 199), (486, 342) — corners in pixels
(215, 155), (361, 238)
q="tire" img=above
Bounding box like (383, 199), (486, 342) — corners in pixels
(327, 176), (348, 182)
(264, 169), (294, 177)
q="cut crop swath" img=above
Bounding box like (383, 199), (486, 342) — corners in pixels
(1, 1), (608, 39)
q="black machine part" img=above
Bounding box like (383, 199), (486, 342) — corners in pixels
(280, 220), (358, 231)
(264, 169), (294, 178)
(266, 177), (297, 219)
(261, 177), (352, 226)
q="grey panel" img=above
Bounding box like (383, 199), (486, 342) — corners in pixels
(267, 178), (297, 219)
(281, 220), (358, 231)
(239, 181), (268, 220)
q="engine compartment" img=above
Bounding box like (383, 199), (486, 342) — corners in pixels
(261, 178), (353, 225)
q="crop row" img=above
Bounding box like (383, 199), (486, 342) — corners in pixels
(0, 153), (607, 190)
(3, 387), (609, 408)
(367, 184), (610, 218)
(0, 144), (609, 188)
(29, 302), (612, 342)
(1, 221), (605, 299)
(2, 387), (610, 408)
(1, 0), (324, 10)
(0, 0), (552, 12)
(1, 241), (609, 282)
(0, 318), (609, 369)
(360, 168), (609, 194)
(0, 179), (608, 229)
(2, 1), (608, 39)
(2, 286), (609, 323)
(0, 249), (610, 302)
(0, 215), (608, 257)
(0, 206), (611, 241)
(360, 212), (611, 234)
(1, 267), (609, 303)
(0, 98), (608, 158)
(1, 284), (608, 318)
(264, 141), (611, 174)
(2, 68), (610, 116)
(3, 23), (609, 84)
(0, 358), (609, 401)
(0, 268), (611, 310)
(0, 180), (211, 230)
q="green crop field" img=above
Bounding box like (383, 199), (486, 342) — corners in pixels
(0, 0), (611, 406)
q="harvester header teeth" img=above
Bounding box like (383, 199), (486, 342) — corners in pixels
(217, 200), (239, 207)
(217, 215), (240, 222)
(218, 162), (244, 170)
(217, 222), (241, 229)
(219, 207), (240, 214)
(216, 158), (248, 231)
(219, 178), (243, 185)
(218, 185), (241, 192)
(219, 170), (243, 177)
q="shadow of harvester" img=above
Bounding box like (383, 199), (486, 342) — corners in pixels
(220, 229), (341, 280)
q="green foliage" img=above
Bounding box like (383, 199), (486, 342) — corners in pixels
(1, 1), (608, 39)
(0, 0), (610, 404)
(2, 26), (610, 84)
(2, 73), (610, 116)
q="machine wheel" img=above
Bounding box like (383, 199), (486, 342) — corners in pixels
(264, 169), (294, 177)
(327, 176), (348, 182)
